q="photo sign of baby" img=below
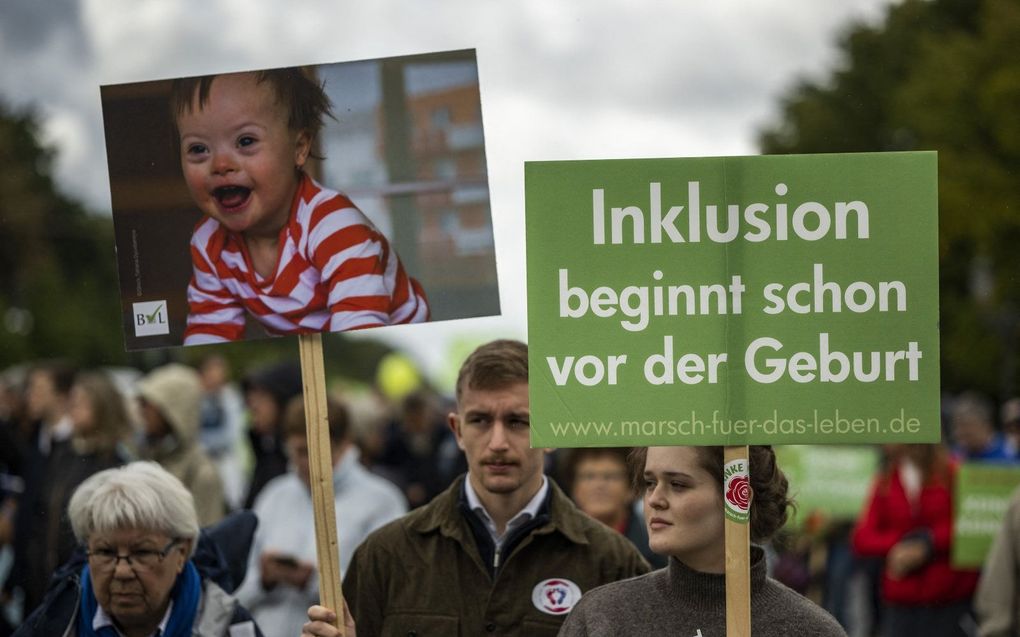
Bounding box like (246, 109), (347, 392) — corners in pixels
(101, 49), (499, 350)
(525, 152), (939, 447)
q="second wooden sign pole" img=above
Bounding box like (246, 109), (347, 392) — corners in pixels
(299, 333), (346, 635)
(724, 444), (752, 637)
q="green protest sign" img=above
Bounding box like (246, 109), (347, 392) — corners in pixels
(952, 463), (1020, 569)
(525, 153), (940, 447)
(775, 445), (878, 528)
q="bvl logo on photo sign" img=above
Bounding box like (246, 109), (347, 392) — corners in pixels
(133, 300), (170, 337)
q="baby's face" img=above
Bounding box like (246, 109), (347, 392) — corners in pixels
(177, 72), (310, 238)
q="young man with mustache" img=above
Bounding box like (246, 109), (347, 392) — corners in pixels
(339, 339), (649, 637)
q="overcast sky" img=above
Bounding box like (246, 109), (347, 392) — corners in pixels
(0, 0), (894, 380)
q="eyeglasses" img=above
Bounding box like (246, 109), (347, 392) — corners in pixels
(576, 470), (628, 483)
(87, 538), (181, 572)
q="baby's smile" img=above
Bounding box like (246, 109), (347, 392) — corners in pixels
(213, 185), (252, 211)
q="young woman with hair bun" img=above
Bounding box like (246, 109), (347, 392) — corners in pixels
(558, 445), (847, 636)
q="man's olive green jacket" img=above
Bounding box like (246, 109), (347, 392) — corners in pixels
(343, 475), (651, 637)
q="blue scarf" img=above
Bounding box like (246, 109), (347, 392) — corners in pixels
(79, 561), (201, 637)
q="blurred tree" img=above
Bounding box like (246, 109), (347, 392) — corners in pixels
(0, 103), (126, 367)
(760, 0), (1020, 399)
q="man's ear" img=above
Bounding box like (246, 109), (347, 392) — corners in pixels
(448, 412), (465, 451)
(294, 130), (312, 169)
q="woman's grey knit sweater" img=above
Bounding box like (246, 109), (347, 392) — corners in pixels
(558, 547), (847, 637)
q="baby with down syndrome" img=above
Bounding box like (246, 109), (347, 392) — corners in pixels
(557, 445), (847, 637)
(173, 68), (428, 345)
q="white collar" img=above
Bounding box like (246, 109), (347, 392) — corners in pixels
(38, 415), (74, 455)
(52, 415), (74, 441)
(464, 475), (548, 547)
(332, 445), (360, 486)
(93, 599), (174, 637)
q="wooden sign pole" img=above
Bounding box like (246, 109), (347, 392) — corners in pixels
(724, 445), (752, 637)
(298, 333), (346, 635)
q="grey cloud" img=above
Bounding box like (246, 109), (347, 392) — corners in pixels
(0, 0), (87, 54)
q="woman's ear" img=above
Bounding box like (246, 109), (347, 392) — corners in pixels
(176, 539), (193, 574)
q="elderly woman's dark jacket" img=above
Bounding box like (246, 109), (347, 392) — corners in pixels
(13, 511), (264, 637)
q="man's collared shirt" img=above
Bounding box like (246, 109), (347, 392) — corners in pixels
(464, 474), (549, 549)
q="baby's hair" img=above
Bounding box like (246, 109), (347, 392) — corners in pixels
(170, 67), (334, 156)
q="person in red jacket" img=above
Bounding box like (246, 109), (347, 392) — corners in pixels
(852, 443), (978, 637)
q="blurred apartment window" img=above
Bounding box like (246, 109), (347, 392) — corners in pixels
(433, 158), (456, 180)
(430, 107), (452, 131)
(442, 210), (494, 257)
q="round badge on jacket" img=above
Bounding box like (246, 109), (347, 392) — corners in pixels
(532, 578), (582, 615)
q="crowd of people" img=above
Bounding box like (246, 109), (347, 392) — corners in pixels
(0, 343), (1019, 636)
(783, 392), (1020, 637)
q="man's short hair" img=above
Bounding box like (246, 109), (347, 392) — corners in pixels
(282, 395), (350, 446)
(455, 339), (528, 400)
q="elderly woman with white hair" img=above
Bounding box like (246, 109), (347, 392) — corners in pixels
(14, 461), (263, 637)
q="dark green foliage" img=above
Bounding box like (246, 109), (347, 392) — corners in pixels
(0, 104), (126, 367)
